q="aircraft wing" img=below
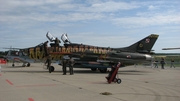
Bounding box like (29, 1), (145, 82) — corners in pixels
(6, 55), (34, 63)
(162, 47), (180, 50)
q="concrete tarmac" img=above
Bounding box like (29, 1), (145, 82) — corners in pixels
(0, 63), (180, 101)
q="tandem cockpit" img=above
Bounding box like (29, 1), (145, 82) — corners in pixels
(46, 32), (71, 45)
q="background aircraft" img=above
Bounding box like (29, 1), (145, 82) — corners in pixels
(3, 48), (34, 67)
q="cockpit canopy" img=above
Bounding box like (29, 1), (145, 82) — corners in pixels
(61, 33), (71, 44)
(46, 31), (56, 42)
(46, 31), (71, 44)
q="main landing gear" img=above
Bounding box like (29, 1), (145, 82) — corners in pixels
(47, 66), (55, 73)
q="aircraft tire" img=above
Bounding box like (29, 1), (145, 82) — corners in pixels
(99, 68), (107, 73)
(27, 63), (30, 67)
(12, 64), (15, 67)
(50, 66), (55, 72)
(117, 79), (121, 84)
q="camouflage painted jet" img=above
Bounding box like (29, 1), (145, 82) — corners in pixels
(59, 33), (159, 73)
(20, 32), (159, 73)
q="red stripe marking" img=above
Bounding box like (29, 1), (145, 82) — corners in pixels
(6, 79), (13, 85)
(0, 74), (2, 76)
(28, 98), (34, 101)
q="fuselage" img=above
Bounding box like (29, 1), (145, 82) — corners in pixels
(26, 43), (153, 67)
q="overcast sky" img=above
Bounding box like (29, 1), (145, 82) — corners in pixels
(0, 0), (180, 53)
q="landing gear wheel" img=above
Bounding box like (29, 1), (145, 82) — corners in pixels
(116, 79), (121, 84)
(12, 64), (15, 67)
(27, 63), (30, 67)
(50, 66), (55, 72)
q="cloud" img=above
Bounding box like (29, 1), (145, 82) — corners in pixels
(81, 1), (139, 12)
(112, 13), (180, 28)
(0, 0), (106, 24)
(148, 5), (159, 10)
(68, 32), (136, 48)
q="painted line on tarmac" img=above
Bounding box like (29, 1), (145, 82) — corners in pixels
(16, 84), (57, 88)
(6, 79), (13, 85)
(28, 98), (34, 101)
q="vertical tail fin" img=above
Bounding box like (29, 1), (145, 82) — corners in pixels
(120, 34), (159, 53)
(6, 49), (12, 56)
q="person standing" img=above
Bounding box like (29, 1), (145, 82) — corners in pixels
(170, 59), (175, 68)
(45, 55), (52, 73)
(54, 37), (61, 52)
(62, 59), (67, 75)
(68, 56), (74, 75)
(160, 58), (165, 69)
(154, 60), (158, 68)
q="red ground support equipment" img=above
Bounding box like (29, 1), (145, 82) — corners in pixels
(0, 58), (7, 64)
(106, 62), (121, 84)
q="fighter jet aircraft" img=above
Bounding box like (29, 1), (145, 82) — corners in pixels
(58, 33), (158, 73)
(21, 32), (159, 73)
